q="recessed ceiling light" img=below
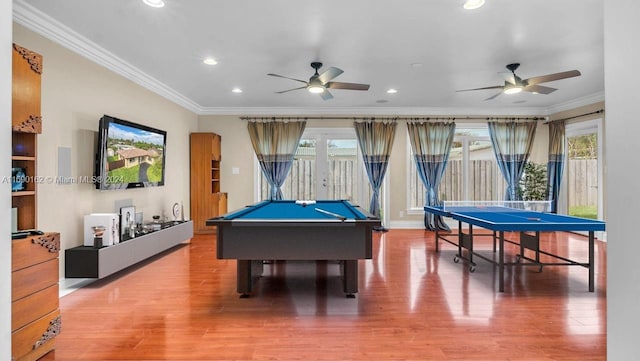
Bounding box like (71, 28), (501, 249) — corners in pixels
(143, 0), (165, 8)
(203, 58), (218, 66)
(232, 88), (243, 93)
(463, 0), (485, 10)
(410, 63), (423, 68)
(387, 89), (398, 94)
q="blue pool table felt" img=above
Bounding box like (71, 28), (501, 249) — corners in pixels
(225, 200), (368, 220)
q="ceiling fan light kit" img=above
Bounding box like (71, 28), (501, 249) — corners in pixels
(268, 62), (370, 100)
(142, 0), (165, 8)
(503, 85), (523, 95)
(308, 85), (325, 94)
(463, 0), (485, 10)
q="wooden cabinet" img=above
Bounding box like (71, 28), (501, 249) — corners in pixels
(11, 234), (61, 361)
(190, 133), (228, 234)
(11, 43), (61, 361)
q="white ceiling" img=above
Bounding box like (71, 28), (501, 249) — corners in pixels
(14, 0), (604, 115)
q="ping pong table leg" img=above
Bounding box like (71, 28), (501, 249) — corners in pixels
(499, 231), (505, 292)
(468, 224), (474, 267)
(457, 220), (463, 260)
(589, 231), (595, 292)
(435, 229), (439, 252)
(493, 231), (497, 253)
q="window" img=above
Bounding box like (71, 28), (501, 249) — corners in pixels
(408, 125), (506, 210)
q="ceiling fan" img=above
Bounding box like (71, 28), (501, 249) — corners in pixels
(267, 62), (370, 100)
(456, 63), (581, 100)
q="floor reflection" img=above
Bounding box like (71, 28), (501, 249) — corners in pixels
(47, 229), (606, 361)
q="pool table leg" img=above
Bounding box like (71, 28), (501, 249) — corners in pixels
(237, 260), (264, 298)
(342, 260), (358, 298)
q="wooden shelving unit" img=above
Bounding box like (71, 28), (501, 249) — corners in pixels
(190, 133), (228, 234)
(11, 43), (61, 361)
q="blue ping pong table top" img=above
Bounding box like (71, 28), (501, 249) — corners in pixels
(424, 205), (606, 232)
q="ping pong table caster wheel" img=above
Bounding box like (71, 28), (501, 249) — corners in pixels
(538, 265), (544, 273)
(346, 293), (356, 299)
(469, 265), (476, 273)
(453, 256), (460, 263)
(515, 255), (522, 263)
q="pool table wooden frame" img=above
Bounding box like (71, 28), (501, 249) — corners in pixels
(206, 200), (381, 298)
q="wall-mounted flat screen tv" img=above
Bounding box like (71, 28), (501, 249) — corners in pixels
(95, 115), (167, 190)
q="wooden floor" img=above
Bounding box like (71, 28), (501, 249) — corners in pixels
(42, 229), (606, 361)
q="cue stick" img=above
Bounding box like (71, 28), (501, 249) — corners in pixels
(314, 207), (347, 221)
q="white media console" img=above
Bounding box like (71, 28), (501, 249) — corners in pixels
(65, 221), (194, 279)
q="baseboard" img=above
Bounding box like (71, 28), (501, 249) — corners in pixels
(59, 277), (96, 297)
(388, 220), (424, 229)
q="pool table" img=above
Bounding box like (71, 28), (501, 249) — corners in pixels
(206, 200), (381, 297)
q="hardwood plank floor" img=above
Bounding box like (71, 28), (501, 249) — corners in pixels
(41, 229), (606, 360)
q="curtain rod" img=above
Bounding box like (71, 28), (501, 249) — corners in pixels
(545, 109), (605, 123)
(239, 116), (546, 121)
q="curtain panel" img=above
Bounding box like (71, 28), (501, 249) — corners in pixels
(354, 121), (397, 224)
(488, 121), (538, 201)
(407, 121), (455, 231)
(547, 121), (565, 213)
(247, 120), (306, 200)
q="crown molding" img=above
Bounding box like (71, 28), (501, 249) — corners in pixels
(543, 91), (605, 114)
(13, 0), (202, 114)
(197, 106), (547, 117)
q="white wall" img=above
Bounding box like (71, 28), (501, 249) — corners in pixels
(13, 24), (199, 279)
(1, 2), (13, 359)
(604, 0), (639, 358)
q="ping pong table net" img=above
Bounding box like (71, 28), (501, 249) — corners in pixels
(442, 200), (551, 212)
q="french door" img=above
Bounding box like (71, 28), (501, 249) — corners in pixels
(257, 128), (384, 222)
(562, 119), (604, 226)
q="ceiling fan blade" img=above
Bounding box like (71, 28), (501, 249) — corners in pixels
(320, 90), (334, 101)
(523, 84), (557, 94)
(456, 85), (504, 92)
(267, 73), (309, 84)
(484, 92), (503, 101)
(318, 67), (344, 83)
(524, 70), (581, 86)
(275, 86), (307, 94)
(326, 82), (370, 91)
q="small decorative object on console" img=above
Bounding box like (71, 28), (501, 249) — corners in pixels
(91, 226), (105, 248)
(120, 206), (136, 239)
(172, 202), (181, 221)
(83, 213), (120, 246)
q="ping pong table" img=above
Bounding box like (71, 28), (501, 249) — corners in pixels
(424, 205), (606, 292)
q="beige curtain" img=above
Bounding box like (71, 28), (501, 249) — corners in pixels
(247, 120), (306, 200)
(547, 121), (565, 212)
(488, 121), (538, 201)
(354, 121), (397, 226)
(407, 121), (456, 230)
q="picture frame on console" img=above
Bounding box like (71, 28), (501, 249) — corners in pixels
(120, 206), (136, 238)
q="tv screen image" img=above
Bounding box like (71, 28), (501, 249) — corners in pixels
(95, 115), (167, 190)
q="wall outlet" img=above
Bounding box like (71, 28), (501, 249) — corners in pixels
(232, 167), (240, 175)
